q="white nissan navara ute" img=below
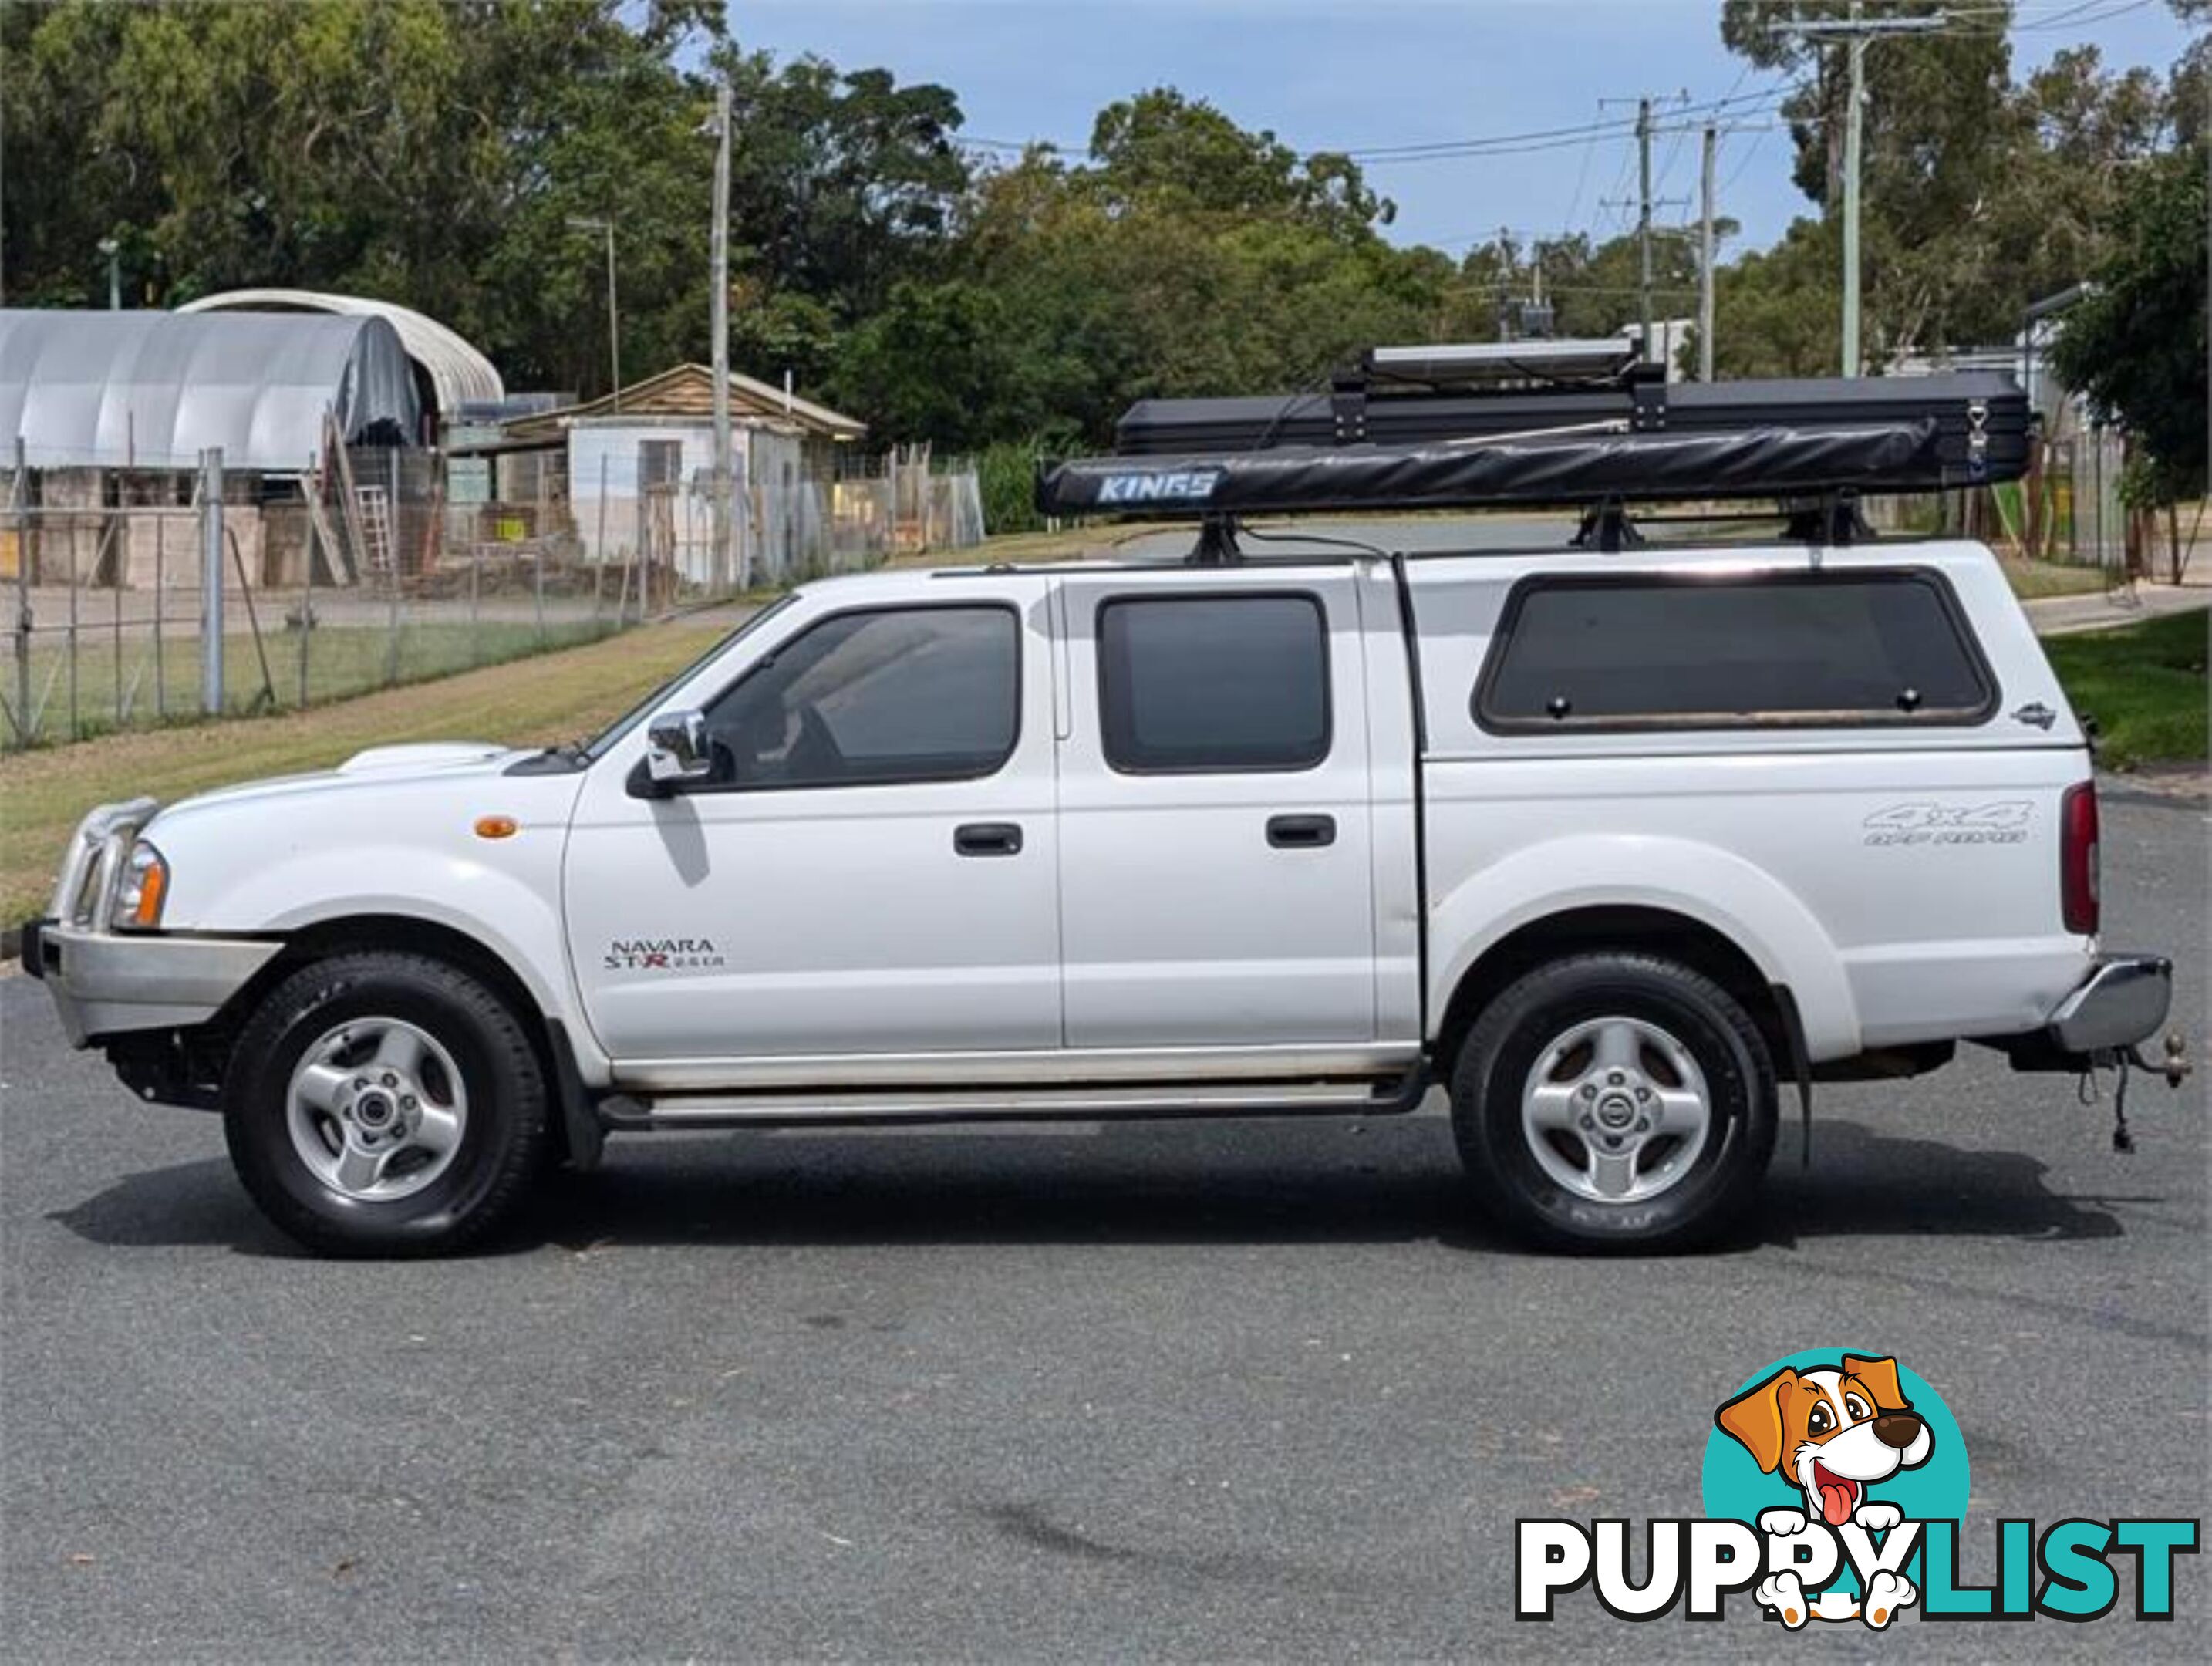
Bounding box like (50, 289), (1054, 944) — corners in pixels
(22, 533), (2186, 1256)
(18, 357), (2189, 1255)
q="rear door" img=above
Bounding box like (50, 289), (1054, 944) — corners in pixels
(1053, 567), (1378, 1048)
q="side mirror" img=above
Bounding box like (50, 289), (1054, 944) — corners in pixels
(644, 709), (713, 786)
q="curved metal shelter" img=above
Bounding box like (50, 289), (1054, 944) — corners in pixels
(0, 309), (420, 472)
(177, 288), (504, 416)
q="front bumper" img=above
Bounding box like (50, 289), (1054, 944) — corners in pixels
(21, 916), (281, 1047)
(20, 796), (281, 1047)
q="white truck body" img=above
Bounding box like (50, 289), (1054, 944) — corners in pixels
(25, 535), (2178, 1252)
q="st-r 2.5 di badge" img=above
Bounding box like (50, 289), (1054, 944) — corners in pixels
(1517, 1349), (2198, 1630)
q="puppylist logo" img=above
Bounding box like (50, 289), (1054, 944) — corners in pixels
(1517, 1349), (2197, 1629)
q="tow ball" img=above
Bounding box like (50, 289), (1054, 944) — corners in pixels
(2092, 1032), (2192, 1154)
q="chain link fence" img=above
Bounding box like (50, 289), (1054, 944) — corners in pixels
(3, 441), (984, 749)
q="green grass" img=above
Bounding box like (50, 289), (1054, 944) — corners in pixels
(2045, 609), (2210, 772)
(7, 619), (615, 746)
(1998, 556), (2109, 601)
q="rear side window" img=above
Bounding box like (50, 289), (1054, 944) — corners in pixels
(1099, 594), (1330, 771)
(1474, 572), (1995, 731)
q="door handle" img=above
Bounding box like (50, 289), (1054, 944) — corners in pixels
(954, 822), (1023, 857)
(1266, 814), (1336, 849)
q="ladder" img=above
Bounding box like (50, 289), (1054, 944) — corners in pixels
(353, 486), (396, 580)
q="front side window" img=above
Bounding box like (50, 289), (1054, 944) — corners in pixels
(1475, 572), (1995, 731)
(1099, 594), (1330, 772)
(700, 605), (1019, 789)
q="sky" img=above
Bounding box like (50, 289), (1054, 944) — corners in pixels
(733, 0), (2200, 257)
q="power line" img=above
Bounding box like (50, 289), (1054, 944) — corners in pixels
(954, 84), (1800, 167)
(1561, 104), (1606, 231)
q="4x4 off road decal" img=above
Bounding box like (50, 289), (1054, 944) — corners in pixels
(1516, 1348), (2197, 1627)
(603, 937), (725, 973)
(1863, 801), (2032, 847)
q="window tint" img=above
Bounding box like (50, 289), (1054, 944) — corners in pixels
(1475, 573), (1993, 730)
(702, 605), (1018, 788)
(1100, 595), (1330, 772)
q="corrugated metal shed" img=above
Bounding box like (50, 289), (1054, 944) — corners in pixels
(0, 309), (420, 471)
(176, 288), (504, 414)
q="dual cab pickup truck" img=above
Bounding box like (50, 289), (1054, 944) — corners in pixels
(22, 536), (2180, 1254)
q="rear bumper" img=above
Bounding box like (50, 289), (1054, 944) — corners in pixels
(1995, 953), (2177, 1073)
(19, 916), (280, 1047)
(2047, 954), (2173, 1054)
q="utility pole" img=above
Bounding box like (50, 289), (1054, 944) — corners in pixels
(1636, 96), (1654, 364)
(1841, 9), (1866, 377)
(1770, 4), (1947, 379)
(709, 78), (733, 592)
(1698, 126), (1717, 382)
(1498, 224), (1514, 341)
(567, 217), (622, 410)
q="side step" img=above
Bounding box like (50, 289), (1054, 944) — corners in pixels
(598, 1071), (1431, 1131)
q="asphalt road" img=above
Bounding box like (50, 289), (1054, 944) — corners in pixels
(2, 792), (2205, 1663)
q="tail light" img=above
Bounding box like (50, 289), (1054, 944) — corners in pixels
(2060, 781), (2099, 936)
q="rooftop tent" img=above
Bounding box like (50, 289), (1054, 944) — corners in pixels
(0, 309), (421, 473)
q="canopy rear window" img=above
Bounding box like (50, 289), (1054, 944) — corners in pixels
(1473, 571), (1996, 732)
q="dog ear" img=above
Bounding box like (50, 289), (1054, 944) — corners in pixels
(1843, 1355), (1909, 1411)
(1716, 1368), (1796, 1474)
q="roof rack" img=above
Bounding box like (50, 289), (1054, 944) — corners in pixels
(1035, 349), (2028, 546)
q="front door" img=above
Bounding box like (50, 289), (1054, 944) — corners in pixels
(565, 582), (1061, 1064)
(1053, 568), (1377, 1048)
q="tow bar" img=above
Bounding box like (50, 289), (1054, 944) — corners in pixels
(2093, 1033), (2193, 1154)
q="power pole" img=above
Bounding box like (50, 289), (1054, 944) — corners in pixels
(1841, 11), (1866, 378)
(1698, 125), (1717, 382)
(709, 78), (733, 592)
(1637, 96), (1654, 363)
(1769, 3), (1947, 379)
(568, 217), (623, 410)
(1499, 224), (1514, 341)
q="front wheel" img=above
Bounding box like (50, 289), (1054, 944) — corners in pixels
(1450, 953), (1776, 1252)
(224, 952), (551, 1256)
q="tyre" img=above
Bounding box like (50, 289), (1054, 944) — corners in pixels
(223, 952), (551, 1256)
(1450, 952), (1776, 1252)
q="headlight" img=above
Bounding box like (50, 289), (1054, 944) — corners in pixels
(114, 841), (168, 930)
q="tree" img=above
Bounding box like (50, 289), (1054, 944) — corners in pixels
(1708, 219), (1845, 378)
(2048, 142), (2208, 570)
(1084, 88), (1391, 238)
(711, 46), (970, 325)
(937, 92), (1446, 448)
(0, 0), (730, 396)
(1716, 2), (2191, 373)
(831, 279), (1032, 450)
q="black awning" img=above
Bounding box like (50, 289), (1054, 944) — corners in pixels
(1037, 418), (1968, 520)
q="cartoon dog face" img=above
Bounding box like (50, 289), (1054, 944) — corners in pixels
(1716, 1355), (1933, 1526)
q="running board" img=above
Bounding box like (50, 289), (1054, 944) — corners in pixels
(597, 1071), (1430, 1131)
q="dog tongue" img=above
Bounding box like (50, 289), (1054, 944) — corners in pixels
(1819, 1482), (1854, 1526)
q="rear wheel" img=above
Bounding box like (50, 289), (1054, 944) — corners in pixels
(1451, 953), (1776, 1251)
(224, 952), (550, 1256)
